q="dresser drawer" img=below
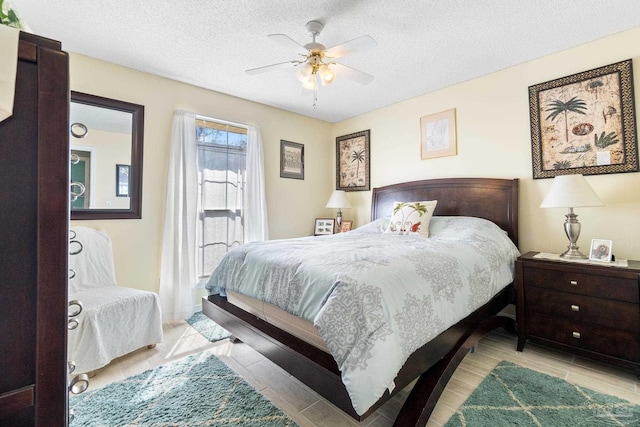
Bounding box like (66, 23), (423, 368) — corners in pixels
(523, 266), (639, 303)
(527, 313), (640, 362)
(525, 286), (640, 332)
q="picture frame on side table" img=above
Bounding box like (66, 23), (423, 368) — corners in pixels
(314, 218), (336, 236)
(336, 130), (370, 191)
(340, 220), (353, 233)
(589, 239), (613, 262)
(420, 108), (457, 160)
(529, 59), (638, 179)
(280, 140), (304, 179)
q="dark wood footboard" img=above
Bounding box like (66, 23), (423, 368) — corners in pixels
(202, 284), (514, 424)
(202, 293), (357, 418)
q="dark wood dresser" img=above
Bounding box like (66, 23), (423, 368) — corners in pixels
(0, 32), (69, 425)
(516, 251), (640, 374)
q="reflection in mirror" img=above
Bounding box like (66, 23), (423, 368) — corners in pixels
(70, 92), (144, 220)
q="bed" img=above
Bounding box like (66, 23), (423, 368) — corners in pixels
(202, 177), (519, 426)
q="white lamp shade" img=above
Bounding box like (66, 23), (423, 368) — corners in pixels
(540, 174), (604, 208)
(326, 190), (352, 209)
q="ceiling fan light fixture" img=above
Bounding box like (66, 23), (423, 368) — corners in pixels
(318, 64), (335, 86)
(296, 62), (313, 82)
(247, 20), (376, 108)
(302, 75), (317, 90)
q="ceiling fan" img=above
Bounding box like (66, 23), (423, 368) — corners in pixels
(246, 21), (377, 107)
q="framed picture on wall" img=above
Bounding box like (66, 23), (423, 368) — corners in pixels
(420, 108), (457, 159)
(280, 140), (304, 179)
(336, 129), (370, 191)
(314, 218), (335, 236)
(529, 59), (638, 179)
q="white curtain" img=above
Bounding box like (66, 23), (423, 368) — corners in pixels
(244, 125), (269, 242)
(159, 110), (198, 321)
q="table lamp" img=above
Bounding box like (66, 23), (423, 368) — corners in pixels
(540, 174), (604, 259)
(325, 190), (351, 232)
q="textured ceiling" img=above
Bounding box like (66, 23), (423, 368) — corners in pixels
(10, 0), (640, 123)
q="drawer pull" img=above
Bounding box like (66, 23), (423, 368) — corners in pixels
(571, 304), (580, 312)
(572, 331), (581, 339)
(570, 280), (578, 286)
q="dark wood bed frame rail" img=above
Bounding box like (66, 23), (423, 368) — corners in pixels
(203, 288), (514, 424)
(202, 177), (519, 426)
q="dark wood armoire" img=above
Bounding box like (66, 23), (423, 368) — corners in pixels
(0, 31), (70, 426)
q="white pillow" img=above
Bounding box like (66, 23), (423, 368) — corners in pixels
(351, 217), (390, 234)
(385, 200), (438, 237)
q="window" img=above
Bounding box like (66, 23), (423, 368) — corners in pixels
(196, 118), (247, 283)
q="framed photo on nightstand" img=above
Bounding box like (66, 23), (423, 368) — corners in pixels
(589, 239), (613, 262)
(314, 218), (335, 236)
(340, 220), (353, 232)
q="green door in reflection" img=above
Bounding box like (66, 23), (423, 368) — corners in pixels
(70, 160), (86, 209)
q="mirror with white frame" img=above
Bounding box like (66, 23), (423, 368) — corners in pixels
(70, 91), (144, 219)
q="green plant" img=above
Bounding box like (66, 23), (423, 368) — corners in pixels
(0, 0), (21, 28)
(553, 160), (572, 170)
(351, 149), (365, 177)
(588, 80), (604, 100)
(545, 97), (587, 143)
(392, 202), (427, 218)
(594, 131), (619, 149)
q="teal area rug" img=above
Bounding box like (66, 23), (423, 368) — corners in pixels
(70, 351), (299, 426)
(187, 311), (232, 342)
(445, 360), (640, 426)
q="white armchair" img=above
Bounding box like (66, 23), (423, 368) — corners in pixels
(68, 226), (162, 374)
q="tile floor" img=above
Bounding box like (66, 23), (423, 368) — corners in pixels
(86, 318), (640, 426)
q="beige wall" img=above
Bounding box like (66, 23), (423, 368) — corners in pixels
(71, 27), (640, 296)
(333, 27), (640, 261)
(70, 53), (333, 292)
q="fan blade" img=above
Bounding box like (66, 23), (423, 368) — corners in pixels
(332, 63), (374, 85)
(325, 35), (377, 59)
(246, 61), (298, 75)
(267, 34), (308, 55)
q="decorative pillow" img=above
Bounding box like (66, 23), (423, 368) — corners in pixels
(385, 200), (438, 237)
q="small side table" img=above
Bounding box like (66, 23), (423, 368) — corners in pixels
(515, 251), (640, 374)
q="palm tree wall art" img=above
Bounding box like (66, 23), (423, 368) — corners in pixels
(545, 96), (587, 144)
(335, 130), (370, 191)
(528, 59), (638, 178)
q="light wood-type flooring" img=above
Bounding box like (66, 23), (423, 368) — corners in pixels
(86, 314), (640, 426)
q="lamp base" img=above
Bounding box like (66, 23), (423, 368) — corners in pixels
(560, 207), (587, 259)
(560, 247), (587, 259)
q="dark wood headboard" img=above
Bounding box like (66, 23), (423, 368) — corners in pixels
(371, 177), (519, 247)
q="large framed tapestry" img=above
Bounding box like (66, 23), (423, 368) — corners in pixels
(528, 59), (638, 179)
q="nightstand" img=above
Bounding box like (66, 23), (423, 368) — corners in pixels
(516, 251), (640, 374)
